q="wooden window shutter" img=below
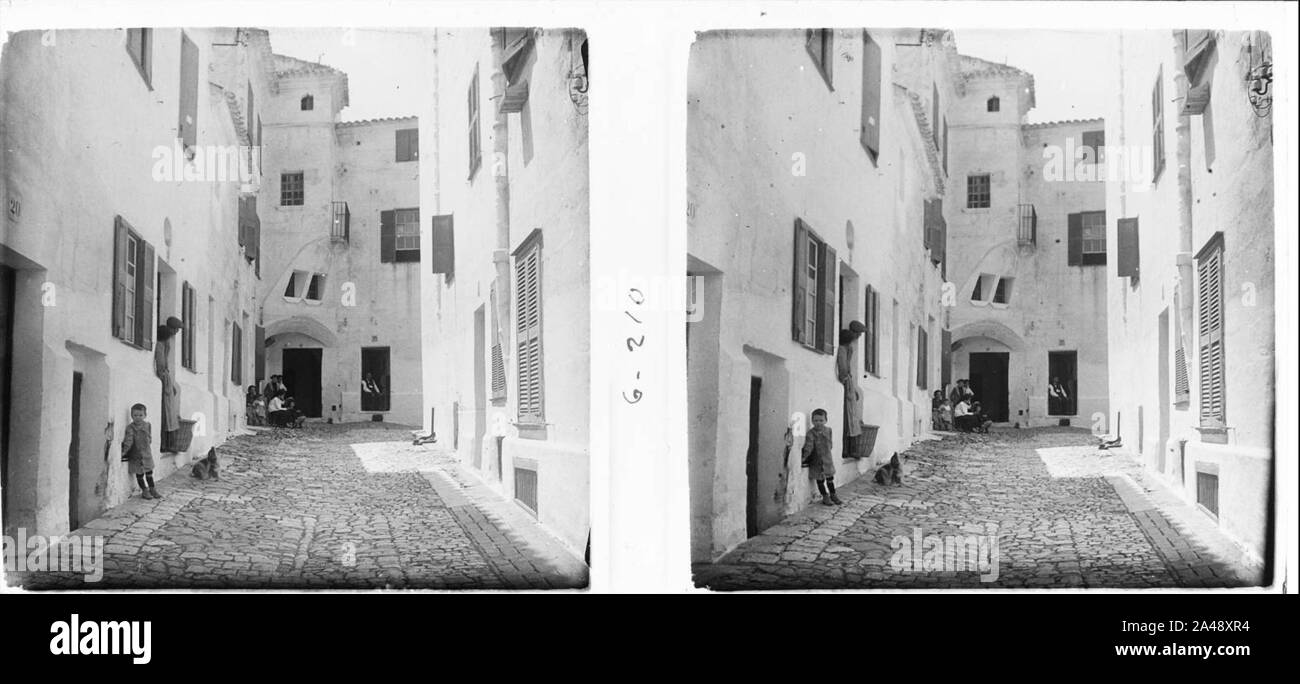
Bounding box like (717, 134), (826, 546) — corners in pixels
(942, 117), (949, 174)
(1067, 212), (1083, 266)
(379, 210), (396, 263)
(246, 82), (255, 146)
(860, 31), (881, 160)
(870, 288), (880, 372)
(140, 240), (155, 351)
(231, 322), (241, 385)
(490, 286), (506, 402)
(792, 219), (809, 344)
(941, 328), (952, 388)
(818, 243), (836, 354)
(1152, 68), (1165, 180)
(113, 216), (129, 340)
(1082, 129), (1105, 163)
(1197, 235), (1225, 428)
(431, 214), (455, 275)
(1174, 286), (1190, 404)
(916, 326), (928, 389)
(931, 83), (941, 151)
(1117, 217), (1140, 278)
(863, 285), (875, 374)
(922, 199), (933, 249)
(254, 324), (266, 382)
(515, 240), (543, 422)
(178, 32), (199, 154)
(935, 199), (947, 265)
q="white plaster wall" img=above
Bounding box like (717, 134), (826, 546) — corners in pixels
(688, 30), (948, 561)
(1, 29), (265, 535)
(1106, 30), (1274, 562)
(420, 29), (590, 555)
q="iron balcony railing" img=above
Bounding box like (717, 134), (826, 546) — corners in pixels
(1018, 203), (1037, 247)
(331, 201), (350, 243)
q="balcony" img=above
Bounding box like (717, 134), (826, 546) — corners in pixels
(331, 201), (350, 244)
(1018, 203), (1037, 247)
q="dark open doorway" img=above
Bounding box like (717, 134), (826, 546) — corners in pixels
(282, 348), (322, 418)
(1047, 350), (1078, 416)
(745, 376), (761, 538)
(69, 371), (83, 531)
(969, 352), (1009, 422)
(360, 347), (391, 412)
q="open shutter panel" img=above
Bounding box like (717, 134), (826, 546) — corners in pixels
(178, 32), (198, 153)
(254, 324), (265, 382)
(792, 219), (808, 344)
(1197, 243), (1225, 427)
(1173, 286), (1190, 403)
(1067, 213), (1083, 266)
(941, 328), (952, 388)
(140, 241), (155, 351)
(379, 210), (396, 263)
(431, 214), (455, 274)
(819, 244), (837, 354)
(112, 217), (128, 339)
(1117, 217), (1140, 278)
(922, 199), (932, 249)
(935, 200), (947, 265)
(860, 32), (881, 158)
(516, 247), (542, 421)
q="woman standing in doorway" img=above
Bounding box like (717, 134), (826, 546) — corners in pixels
(837, 320), (867, 460)
(155, 316), (183, 453)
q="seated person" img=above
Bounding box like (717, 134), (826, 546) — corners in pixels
(970, 401), (993, 433)
(953, 398), (978, 432)
(267, 392), (292, 427)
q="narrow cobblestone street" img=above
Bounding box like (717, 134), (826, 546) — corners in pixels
(694, 428), (1260, 590)
(8, 423), (587, 590)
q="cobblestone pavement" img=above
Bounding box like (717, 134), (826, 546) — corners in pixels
(8, 423), (587, 590)
(694, 428), (1260, 591)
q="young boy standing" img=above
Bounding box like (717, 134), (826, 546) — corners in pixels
(121, 403), (163, 500)
(801, 408), (841, 506)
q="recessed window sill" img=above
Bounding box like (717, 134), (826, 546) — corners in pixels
(1196, 425), (1229, 445)
(303, 298), (323, 307)
(282, 295), (302, 304)
(990, 301), (1009, 310)
(970, 299), (990, 307)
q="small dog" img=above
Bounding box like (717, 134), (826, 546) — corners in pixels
(191, 447), (220, 481)
(874, 452), (904, 486)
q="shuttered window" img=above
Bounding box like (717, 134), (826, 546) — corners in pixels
(231, 321), (242, 385)
(254, 324), (265, 383)
(514, 232), (544, 423)
(931, 83), (941, 153)
(940, 328), (952, 388)
(1196, 233), (1226, 429)
(791, 219), (836, 354)
(1068, 211), (1107, 266)
(490, 286), (506, 403)
(1117, 217), (1140, 279)
(864, 285), (879, 375)
(860, 31), (881, 161)
(396, 128), (419, 162)
(1153, 67), (1166, 182)
(431, 214), (455, 276)
(806, 29), (833, 89)
(1082, 129), (1105, 165)
(381, 209), (420, 263)
(916, 325), (928, 389)
(925, 198), (946, 264)
(1174, 286), (1191, 405)
(181, 282), (196, 371)
(178, 32), (199, 157)
(468, 66), (482, 179)
(126, 28), (152, 88)
(112, 216), (155, 350)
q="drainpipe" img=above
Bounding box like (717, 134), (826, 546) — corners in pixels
(1171, 33), (1195, 382)
(490, 29), (512, 391)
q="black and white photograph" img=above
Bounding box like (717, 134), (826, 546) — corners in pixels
(687, 27), (1279, 590)
(0, 25), (591, 590)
